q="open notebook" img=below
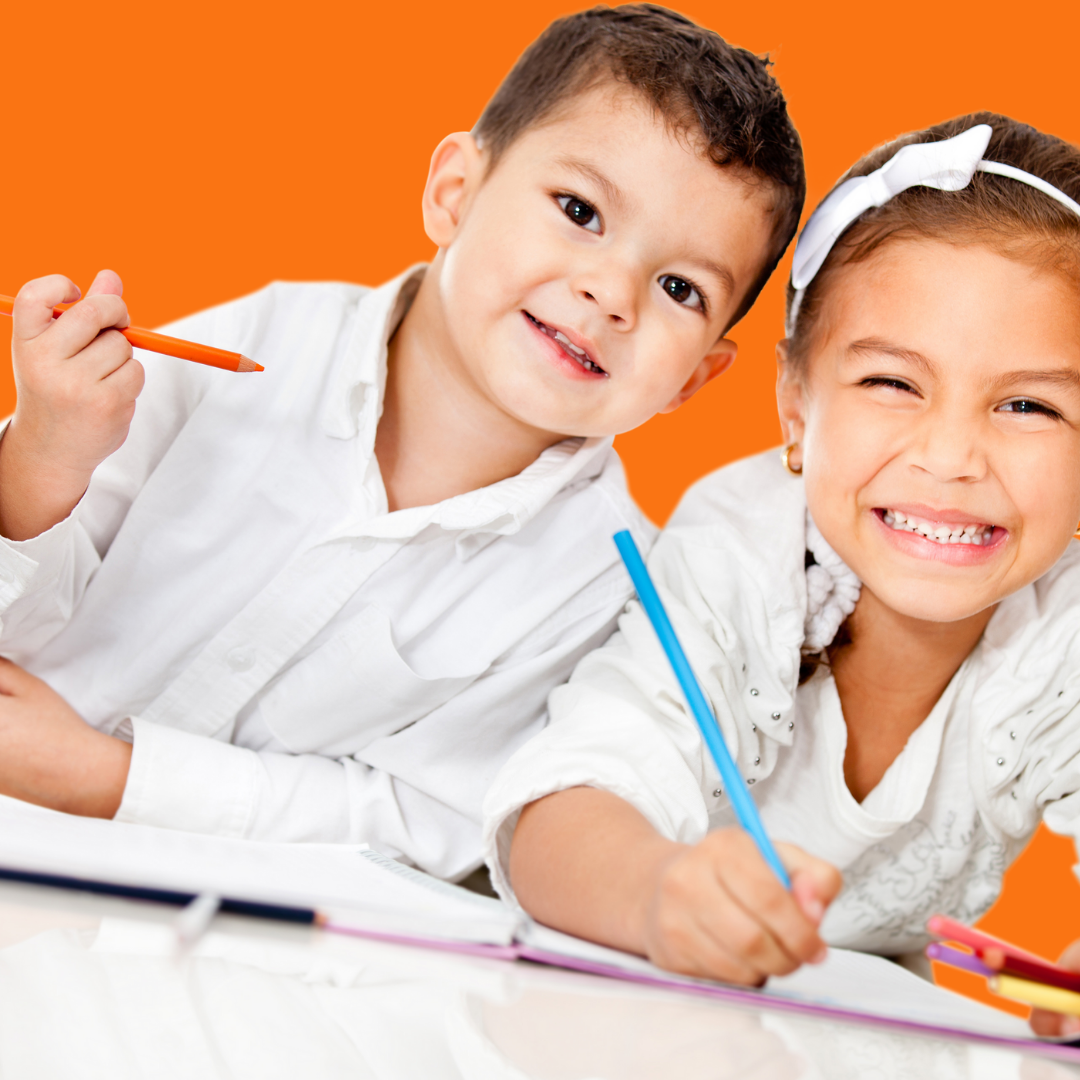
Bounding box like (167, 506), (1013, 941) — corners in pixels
(0, 795), (1074, 1063)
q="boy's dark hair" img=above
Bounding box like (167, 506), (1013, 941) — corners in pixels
(474, 4), (805, 327)
(787, 112), (1080, 364)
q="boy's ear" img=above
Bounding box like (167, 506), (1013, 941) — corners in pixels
(657, 338), (737, 415)
(775, 338), (806, 445)
(422, 132), (486, 248)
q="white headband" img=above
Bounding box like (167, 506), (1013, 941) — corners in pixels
(787, 123), (1080, 336)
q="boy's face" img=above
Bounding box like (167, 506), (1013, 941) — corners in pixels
(427, 85), (779, 438)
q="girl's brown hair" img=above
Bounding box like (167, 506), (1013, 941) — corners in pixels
(785, 112), (1080, 367)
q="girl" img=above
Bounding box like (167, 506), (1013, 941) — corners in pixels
(481, 112), (1080, 992)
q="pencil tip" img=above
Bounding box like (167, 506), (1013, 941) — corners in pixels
(237, 355), (264, 372)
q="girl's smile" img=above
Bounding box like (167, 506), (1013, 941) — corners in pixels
(873, 506), (1005, 565)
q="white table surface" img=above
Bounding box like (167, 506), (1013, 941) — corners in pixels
(0, 879), (1075, 1080)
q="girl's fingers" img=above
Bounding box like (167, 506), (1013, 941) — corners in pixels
(12, 276), (82, 342)
(779, 842), (844, 910)
(693, 887), (798, 980)
(713, 834), (829, 967)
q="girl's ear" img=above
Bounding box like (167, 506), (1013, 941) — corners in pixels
(422, 133), (486, 248)
(776, 339), (807, 446)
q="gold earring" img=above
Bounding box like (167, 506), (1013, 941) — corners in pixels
(781, 443), (803, 476)
(1074, 520), (1080, 540)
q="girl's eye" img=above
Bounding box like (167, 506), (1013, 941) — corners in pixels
(659, 274), (705, 313)
(999, 398), (1062, 419)
(862, 376), (918, 395)
(557, 195), (601, 234)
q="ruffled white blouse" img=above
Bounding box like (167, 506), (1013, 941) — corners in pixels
(483, 449), (1080, 955)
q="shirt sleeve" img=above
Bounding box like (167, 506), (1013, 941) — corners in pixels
(0, 298), (248, 660)
(115, 560), (639, 881)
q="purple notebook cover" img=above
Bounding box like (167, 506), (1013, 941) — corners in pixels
(323, 920), (1080, 1065)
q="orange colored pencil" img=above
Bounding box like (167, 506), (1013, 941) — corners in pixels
(0, 294), (263, 373)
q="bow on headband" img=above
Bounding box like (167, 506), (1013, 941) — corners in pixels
(787, 123), (1080, 335)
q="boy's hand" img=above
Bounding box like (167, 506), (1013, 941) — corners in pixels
(1029, 940), (1080, 1038)
(0, 270), (144, 541)
(640, 828), (841, 985)
(0, 658), (130, 818)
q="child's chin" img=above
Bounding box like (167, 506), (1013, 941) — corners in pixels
(868, 577), (998, 625)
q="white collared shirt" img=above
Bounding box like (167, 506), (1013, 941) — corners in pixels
(484, 449), (1080, 953)
(0, 268), (654, 879)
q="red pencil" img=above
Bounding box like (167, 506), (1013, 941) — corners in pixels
(0, 294), (263, 373)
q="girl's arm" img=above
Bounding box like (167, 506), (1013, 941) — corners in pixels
(510, 785), (842, 986)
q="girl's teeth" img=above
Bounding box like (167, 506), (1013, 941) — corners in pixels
(881, 509), (994, 546)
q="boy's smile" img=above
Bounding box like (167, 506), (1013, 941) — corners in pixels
(781, 239), (1080, 624)
(422, 84), (779, 441)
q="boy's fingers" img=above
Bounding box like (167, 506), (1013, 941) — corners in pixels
(78, 330), (136, 382)
(84, 269), (124, 299)
(84, 270), (129, 327)
(12, 276), (82, 342)
(47, 294), (132, 360)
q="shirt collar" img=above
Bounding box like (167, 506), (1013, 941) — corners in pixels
(359, 434), (615, 559)
(322, 264), (426, 442)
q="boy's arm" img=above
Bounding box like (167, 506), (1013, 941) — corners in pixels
(0, 272), (142, 542)
(510, 786), (840, 986)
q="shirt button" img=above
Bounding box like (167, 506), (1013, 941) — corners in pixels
(356, 537), (375, 552)
(226, 647), (256, 673)
(996, 757), (1006, 766)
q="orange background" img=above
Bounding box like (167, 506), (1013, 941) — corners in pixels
(2, 0), (1079, 1012)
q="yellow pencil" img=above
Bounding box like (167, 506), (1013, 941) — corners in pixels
(991, 974), (1080, 1016)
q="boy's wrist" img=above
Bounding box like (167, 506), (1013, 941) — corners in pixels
(0, 421), (92, 541)
(54, 730), (132, 819)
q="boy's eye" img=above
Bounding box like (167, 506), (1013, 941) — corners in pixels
(556, 195), (601, 234)
(659, 274), (705, 312)
(999, 398), (1062, 419)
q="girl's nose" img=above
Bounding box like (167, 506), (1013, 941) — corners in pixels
(910, 414), (988, 484)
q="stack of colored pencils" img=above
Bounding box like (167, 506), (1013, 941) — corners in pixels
(927, 914), (1080, 1016)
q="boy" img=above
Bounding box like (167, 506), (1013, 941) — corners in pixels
(0, 4), (804, 880)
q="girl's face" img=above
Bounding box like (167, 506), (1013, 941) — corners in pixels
(779, 238), (1080, 623)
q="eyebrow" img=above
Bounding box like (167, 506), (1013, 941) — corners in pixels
(848, 338), (1080, 391)
(848, 338), (935, 373)
(553, 155), (737, 301)
(554, 156), (628, 214)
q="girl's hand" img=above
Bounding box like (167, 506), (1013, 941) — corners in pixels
(0, 270), (144, 541)
(640, 828), (841, 984)
(1029, 941), (1080, 1038)
(0, 658), (130, 818)
(510, 789), (842, 988)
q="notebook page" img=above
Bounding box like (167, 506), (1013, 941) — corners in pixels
(518, 920), (1032, 1040)
(0, 795), (518, 945)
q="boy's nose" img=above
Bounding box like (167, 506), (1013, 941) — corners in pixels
(573, 265), (638, 329)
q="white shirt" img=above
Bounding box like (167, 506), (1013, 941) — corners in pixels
(0, 268), (654, 880)
(483, 449), (1080, 954)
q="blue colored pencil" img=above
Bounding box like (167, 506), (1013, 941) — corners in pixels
(613, 530), (790, 888)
